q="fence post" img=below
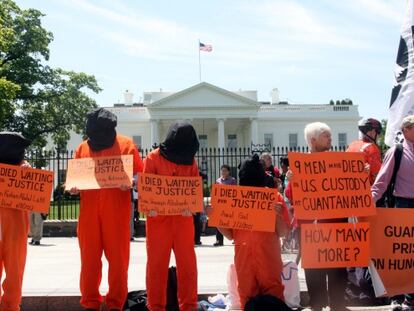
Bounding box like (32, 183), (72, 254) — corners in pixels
(56, 148), (62, 220)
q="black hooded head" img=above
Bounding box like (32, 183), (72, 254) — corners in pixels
(0, 132), (31, 165)
(86, 108), (117, 152)
(159, 122), (199, 165)
(238, 154), (266, 187)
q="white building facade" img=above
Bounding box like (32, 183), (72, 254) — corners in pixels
(66, 82), (360, 151)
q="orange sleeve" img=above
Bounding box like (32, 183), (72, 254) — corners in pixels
(131, 144), (144, 174)
(143, 153), (156, 174)
(191, 160), (199, 177)
(365, 144), (382, 176)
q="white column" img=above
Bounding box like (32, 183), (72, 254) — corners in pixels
(250, 118), (258, 145)
(150, 119), (159, 147)
(217, 118), (225, 149)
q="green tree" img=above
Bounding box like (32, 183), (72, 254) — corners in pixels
(0, 0), (100, 149)
(329, 100), (334, 105)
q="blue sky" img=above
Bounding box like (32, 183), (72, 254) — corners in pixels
(17, 0), (407, 120)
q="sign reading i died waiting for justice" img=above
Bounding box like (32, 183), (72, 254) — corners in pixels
(138, 173), (203, 215)
(208, 184), (278, 233)
(0, 163), (53, 213)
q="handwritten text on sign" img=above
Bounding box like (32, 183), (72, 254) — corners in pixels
(288, 152), (376, 220)
(301, 222), (370, 268)
(0, 163), (53, 213)
(65, 155), (133, 190)
(209, 184), (278, 232)
(138, 173), (203, 215)
(368, 209), (414, 296)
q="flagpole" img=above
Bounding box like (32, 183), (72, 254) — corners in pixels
(198, 39), (201, 83)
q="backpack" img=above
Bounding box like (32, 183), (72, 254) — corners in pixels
(123, 290), (148, 311)
(378, 143), (403, 208)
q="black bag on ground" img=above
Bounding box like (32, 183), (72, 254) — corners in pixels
(166, 266), (179, 311)
(123, 290), (148, 311)
(244, 295), (292, 311)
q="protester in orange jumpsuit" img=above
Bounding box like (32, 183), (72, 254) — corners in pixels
(0, 132), (31, 311)
(143, 122), (199, 311)
(218, 154), (290, 309)
(70, 108), (143, 311)
(346, 118), (382, 186)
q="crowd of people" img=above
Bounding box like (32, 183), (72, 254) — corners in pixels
(1, 107), (414, 311)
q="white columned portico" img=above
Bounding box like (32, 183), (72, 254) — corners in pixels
(250, 118), (258, 145)
(150, 119), (159, 147)
(217, 118), (225, 149)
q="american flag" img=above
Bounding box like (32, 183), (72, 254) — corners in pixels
(199, 42), (212, 52)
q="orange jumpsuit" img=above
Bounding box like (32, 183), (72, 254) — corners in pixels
(143, 149), (198, 311)
(233, 193), (290, 308)
(346, 140), (382, 185)
(0, 207), (29, 311)
(76, 135), (143, 310)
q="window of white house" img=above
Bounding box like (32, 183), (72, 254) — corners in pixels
(338, 133), (347, 148)
(227, 134), (237, 148)
(289, 133), (298, 148)
(133, 135), (142, 148)
(199, 135), (208, 149)
(264, 133), (273, 149)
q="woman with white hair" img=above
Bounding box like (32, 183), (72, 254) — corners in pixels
(288, 122), (347, 311)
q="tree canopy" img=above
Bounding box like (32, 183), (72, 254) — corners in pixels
(0, 0), (100, 149)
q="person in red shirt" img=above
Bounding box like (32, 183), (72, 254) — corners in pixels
(143, 122), (199, 311)
(0, 132), (31, 311)
(346, 118), (382, 186)
(218, 154), (290, 309)
(70, 108), (143, 311)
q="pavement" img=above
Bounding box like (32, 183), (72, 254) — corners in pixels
(20, 235), (391, 310)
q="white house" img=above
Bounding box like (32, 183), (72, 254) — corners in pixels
(65, 82), (360, 151)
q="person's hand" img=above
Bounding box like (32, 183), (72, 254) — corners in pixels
(20, 161), (31, 169)
(182, 209), (192, 217)
(274, 202), (283, 216)
(119, 184), (130, 191)
(286, 169), (293, 181)
(205, 205), (213, 216)
(364, 163), (370, 174)
(69, 187), (80, 195)
(148, 210), (158, 217)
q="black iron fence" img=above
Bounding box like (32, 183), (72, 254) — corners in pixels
(27, 146), (346, 220)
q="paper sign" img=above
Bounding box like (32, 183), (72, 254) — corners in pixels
(65, 155), (133, 190)
(368, 208), (414, 297)
(138, 173), (203, 215)
(288, 152), (376, 220)
(209, 184), (278, 232)
(0, 163), (53, 213)
(301, 222), (370, 268)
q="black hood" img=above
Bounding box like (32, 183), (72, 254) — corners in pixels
(238, 154), (266, 187)
(0, 132), (31, 165)
(159, 122), (199, 165)
(86, 108), (117, 152)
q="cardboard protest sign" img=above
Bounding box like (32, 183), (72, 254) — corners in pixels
(0, 163), (53, 213)
(209, 184), (278, 232)
(288, 152), (376, 220)
(138, 173), (203, 215)
(368, 209), (414, 297)
(65, 155), (133, 190)
(301, 222), (370, 268)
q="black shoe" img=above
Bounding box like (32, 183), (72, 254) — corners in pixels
(28, 239), (34, 245)
(195, 241), (202, 246)
(130, 237), (135, 241)
(34, 241), (40, 246)
(213, 242), (223, 247)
